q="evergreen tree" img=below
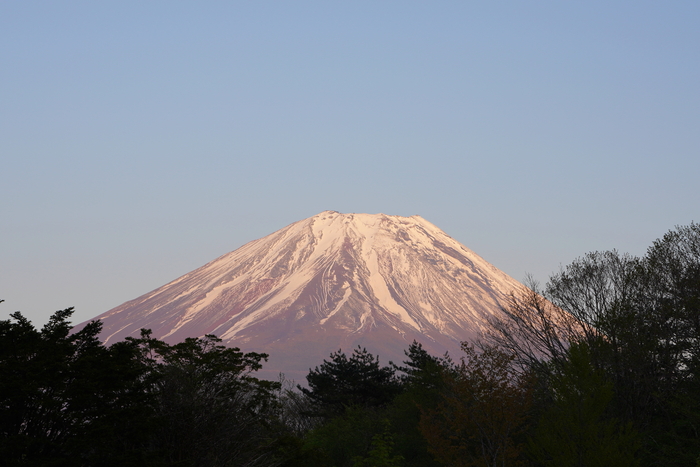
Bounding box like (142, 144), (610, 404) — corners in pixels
(300, 346), (402, 418)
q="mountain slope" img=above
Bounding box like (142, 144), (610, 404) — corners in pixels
(78, 211), (526, 379)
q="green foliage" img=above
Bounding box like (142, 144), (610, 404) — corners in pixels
(0, 310), (282, 467)
(384, 393), (440, 467)
(386, 341), (453, 467)
(127, 331), (281, 467)
(529, 342), (640, 467)
(353, 420), (404, 467)
(638, 222), (700, 465)
(487, 222), (700, 466)
(0, 308), (156, 466)
(393, 340), (454, 391)
(419, 343), (535, 467)
(289, 344), (448, 467)
(543, 225), (700, 465)
(300, 405), (386, 467)
(300, 346), (402, 418)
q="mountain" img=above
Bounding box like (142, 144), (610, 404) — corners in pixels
(77, 211), (527, 380)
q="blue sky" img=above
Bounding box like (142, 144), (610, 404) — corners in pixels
(2, 2), (699, 326)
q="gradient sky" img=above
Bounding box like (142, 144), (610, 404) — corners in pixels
(2, 2), (699, 326)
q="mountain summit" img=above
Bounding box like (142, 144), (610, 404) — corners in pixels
(80, 211), (526, 379)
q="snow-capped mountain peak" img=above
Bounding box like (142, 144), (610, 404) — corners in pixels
(79, 211), (526, 379)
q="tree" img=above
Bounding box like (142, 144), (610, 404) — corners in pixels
(353, 420), (404, 467)
(484, 223), (700, 466)
(300, 346), (402, 418)
(483, 278), (584, 375)
(637, 222), (700, 464)
(393, 340), (454, 391)
(529, 342), (640, 467)
(0, 308), (156, 466)
(419, 343), (535, 467)
(301, 405), (389, 467)
(387, 341), (453, 467)
(641, 222), (700, 383)
(128, 330), (282, 467)
(0, 308), (286, 467)
(289, 347), (404, 467)
(274, 374), (320, 437)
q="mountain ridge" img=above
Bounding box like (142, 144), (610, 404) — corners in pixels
(77, 211), (527, 380)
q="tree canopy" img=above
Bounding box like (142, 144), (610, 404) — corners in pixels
(299, 346), (402, 418)
(0, 309), (281, 467)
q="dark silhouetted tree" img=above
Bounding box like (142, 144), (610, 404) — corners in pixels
(128, 330), (282, 467)
(484, 223), (700, 466)
(0, 308), (156, 466)
(300, 346), (402, 418)
(529, 342), (640, 467)
(419, 343), (535, 467)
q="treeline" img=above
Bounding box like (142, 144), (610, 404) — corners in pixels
(1, 222), (698, 466)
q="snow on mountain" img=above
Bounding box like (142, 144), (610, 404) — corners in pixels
(76, 211), (527, 380)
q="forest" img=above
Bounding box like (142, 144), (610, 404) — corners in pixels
(1, 222), (698, 467)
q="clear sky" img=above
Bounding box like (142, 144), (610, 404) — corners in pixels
(2, 2), (698, 326)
